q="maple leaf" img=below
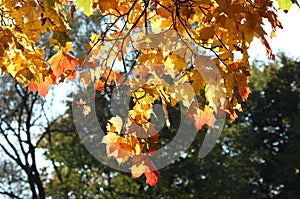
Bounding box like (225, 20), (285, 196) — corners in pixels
(94, 79), (105, 91)
(102, 134), (122, 161)
(94, 0), (119, 14)
(76, 0), (92, 16)
(187, 69), (205, 95)
(225, 99), (238, 121)
(70, 3), (76, 21)
(29, 80), (50, 97)
(82, 105), (91, 117)
(37, 81), (50, 97)
(48, 43), (79, 78)
(199, 26), (215, 41)
(28, 81), (39, 92)
(187, 103), (216, 131)
(205, 83), (227, 113)
(125, 134), (141, 155)
(115, 143), (133, 164)
(76, 98), (86, 106)
(28, 73), (56, 97)
(76, 99), (91, 116)
(131, 155), (159, 187)
(52, 31), (71, 47)
(144, 156), (159, 187)
(79, 71), (92, 89)
(102, 132), (134, 164)
(225, 62), (251, 101)
(163, 53), (188, 78)
(131, 162), (148, 178)
(107, 116), (123, 133)
(95, 68), (123, 86)
(145, 168), (159, 187)
(157, 7), (172, 19)
(278, 0), (293, 11)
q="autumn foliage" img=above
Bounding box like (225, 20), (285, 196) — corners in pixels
(0, 0), (282, 186)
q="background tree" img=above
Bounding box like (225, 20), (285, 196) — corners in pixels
(0, 7), (103, 198)
(245, 54), (300, 197)
(0, 76), (49, 199)
(0, 159), (29, 199)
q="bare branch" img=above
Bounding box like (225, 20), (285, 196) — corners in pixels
(0, 191), (23, 199)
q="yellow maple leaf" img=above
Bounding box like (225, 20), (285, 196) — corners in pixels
(107, 115), (123, 134)
(163, 53), (188, 78)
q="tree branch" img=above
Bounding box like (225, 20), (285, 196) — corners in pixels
(0, 191), (23, 199)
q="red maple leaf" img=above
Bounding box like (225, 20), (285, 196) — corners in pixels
(131, 155), (159, 187)
(144, 156), (159, 187)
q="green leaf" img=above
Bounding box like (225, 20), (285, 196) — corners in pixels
(76, 0), (92, 16)
(278, 0), (293, 11)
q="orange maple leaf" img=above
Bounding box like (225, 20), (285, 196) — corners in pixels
(28, 74), (56, 97)
(48, 46), (79, 78)
(145, 170), (159, 187)
(102, 69), (122, 85)
(37, 81), (50, 97)
(102, 132), (134, 165)
(187, 103), (216, 131)
(28, 80), (49, 97)
(28, 81), (38, 92)
(94, 79), (105, 91)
